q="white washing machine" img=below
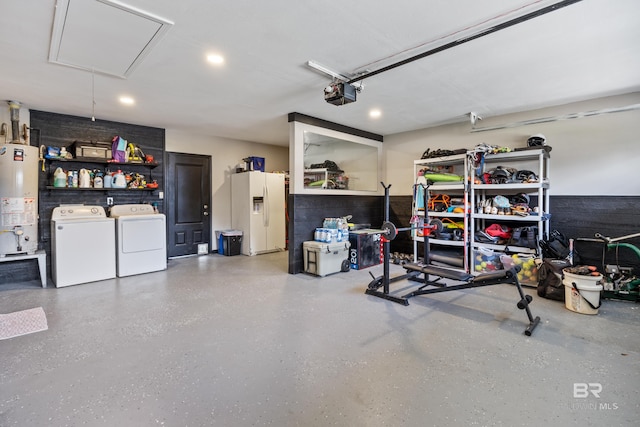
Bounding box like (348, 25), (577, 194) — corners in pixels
(109, 204), (167, 277)
(51, 205), (116, 287)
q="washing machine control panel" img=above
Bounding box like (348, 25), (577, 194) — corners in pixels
(52, 205), (107, 220)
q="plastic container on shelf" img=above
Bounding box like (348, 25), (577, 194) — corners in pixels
(53, 167), (67, 187)
(244, 156), (265, 172)
(473, 247), (503, 273)
(500, 254), (539, 286)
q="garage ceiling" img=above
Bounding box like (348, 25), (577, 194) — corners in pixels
(0, 0), (639, 146)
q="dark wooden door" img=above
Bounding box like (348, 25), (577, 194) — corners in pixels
(166, 152), (211, 257)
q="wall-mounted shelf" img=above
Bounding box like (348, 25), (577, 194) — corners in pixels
(44, 157), (160, 191)
(45, 186), (156, 191)
(45, 157), (159, 168)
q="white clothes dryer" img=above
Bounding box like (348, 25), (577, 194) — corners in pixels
(109, 204), (167, 277)
(51, 205), (116, 287)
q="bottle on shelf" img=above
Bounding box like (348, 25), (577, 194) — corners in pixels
(94, 173), (103, 188)
(104, 172), (112, 188)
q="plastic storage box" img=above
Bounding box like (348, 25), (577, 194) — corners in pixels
(71, 140), (112, 159)
(500, 254), (539, 287)
(244, 156), (265, 172)
(303, 241), (350, 276)
(473, 247), (503, 273)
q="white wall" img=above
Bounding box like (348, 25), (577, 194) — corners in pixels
(165, 130), (289, 247)
(383, 93), (640, 196)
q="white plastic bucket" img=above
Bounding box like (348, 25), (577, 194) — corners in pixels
(562, 270), (603, 315)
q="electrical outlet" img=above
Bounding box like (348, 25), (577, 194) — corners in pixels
(106, 197), (114, 206)
(158, 191), (164, 199)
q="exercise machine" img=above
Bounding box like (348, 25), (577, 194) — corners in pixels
(364, 182), (540, 336)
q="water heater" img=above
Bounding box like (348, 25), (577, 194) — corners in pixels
(0, 142), (39, 256)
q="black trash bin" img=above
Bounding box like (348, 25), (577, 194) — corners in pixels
(221, 230), (243, 256)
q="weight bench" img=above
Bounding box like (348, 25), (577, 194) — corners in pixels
(366, 263), (540, 336)
(364, 182), (540, 336)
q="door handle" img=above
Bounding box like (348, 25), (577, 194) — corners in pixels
(264, 185), (269, 226)
(203, 204), (208, 209)
(203, 212), (209, 216)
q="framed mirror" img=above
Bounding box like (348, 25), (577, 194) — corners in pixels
(289, 120), (382, 195)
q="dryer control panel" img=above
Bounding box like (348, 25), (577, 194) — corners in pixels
(109, 204), (157, 217)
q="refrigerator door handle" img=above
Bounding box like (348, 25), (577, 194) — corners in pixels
(264, 184), (269, 227)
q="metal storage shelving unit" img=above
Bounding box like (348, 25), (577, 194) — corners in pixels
(412, 153), (469, 273)
(468, 148), (550, 274)
(411, 148), (551, 276)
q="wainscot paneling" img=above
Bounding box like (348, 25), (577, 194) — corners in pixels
(387, 195), (639, 274)
(388, 196), (415, 256)
(288, 194), (384, 274)
(550, 196), (640, 274)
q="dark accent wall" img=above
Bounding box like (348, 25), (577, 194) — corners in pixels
(386, 195), (640, 274)
(386, 195), (461, 260)
(550, 196), (640, 274)
(0, 110), (165, 285)
(288, 194), (384, 274)
(387, 195), (416, 256)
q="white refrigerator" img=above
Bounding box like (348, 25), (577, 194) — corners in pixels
(231, 171), (286, 256)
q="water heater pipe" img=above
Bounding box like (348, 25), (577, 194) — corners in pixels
(8, 100), (22, 143)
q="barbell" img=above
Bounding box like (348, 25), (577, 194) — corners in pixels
(374, 219), (444, 241)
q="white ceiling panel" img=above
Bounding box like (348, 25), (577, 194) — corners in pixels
(49, 0), (173, 78)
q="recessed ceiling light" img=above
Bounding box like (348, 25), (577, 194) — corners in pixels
(119, 96), (135, 105)
(207, 54), (225, 65)
(369, 109), (382, 118)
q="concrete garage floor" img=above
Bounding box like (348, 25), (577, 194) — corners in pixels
(1, 251), (638, 426)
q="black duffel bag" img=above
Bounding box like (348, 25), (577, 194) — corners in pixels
(537, 258), (571, 301)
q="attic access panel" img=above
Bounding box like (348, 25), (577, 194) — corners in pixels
(49, 0), (173, 78)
